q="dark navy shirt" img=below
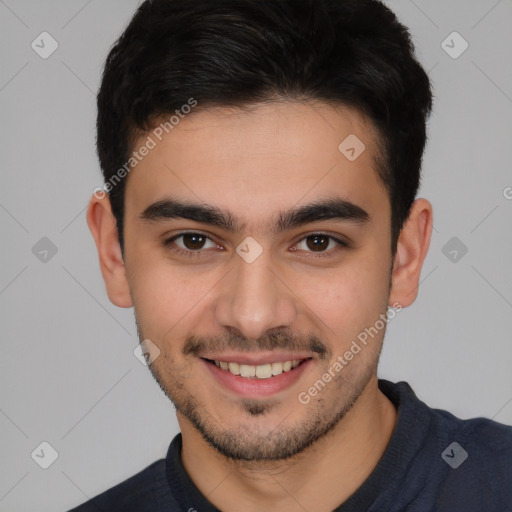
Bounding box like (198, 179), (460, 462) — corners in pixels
(68, 379), (512, 511)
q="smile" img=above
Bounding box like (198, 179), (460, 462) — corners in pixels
(205, 358), (308, 379)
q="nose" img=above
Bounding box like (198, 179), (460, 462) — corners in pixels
(214, 246), (297, 341)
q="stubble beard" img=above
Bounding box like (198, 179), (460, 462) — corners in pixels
(145, 338), (383, 463)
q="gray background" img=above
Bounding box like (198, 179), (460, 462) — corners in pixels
(1, 0), (511, 510)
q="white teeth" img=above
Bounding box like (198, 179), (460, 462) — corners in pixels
(255, 364), (272, 379)
(213, 359), (304, 378)
(239, 364), (256, 378)
(228, 362), (240, 375)
(271, 362), (284, 376)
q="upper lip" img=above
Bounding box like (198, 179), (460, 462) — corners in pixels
(200, 352), (313, 366)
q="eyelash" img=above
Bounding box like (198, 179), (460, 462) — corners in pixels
(163, 232), (348, 259)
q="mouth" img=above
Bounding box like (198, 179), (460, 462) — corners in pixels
(203, 357), (310, 379)
(200, 356), (314, 397)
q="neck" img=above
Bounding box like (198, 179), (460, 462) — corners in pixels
(179, 376), (397, 512)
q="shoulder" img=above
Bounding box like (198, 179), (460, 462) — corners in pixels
(67, 458), (177, 512)
(426, 403), (512, 510)
(384, 380), (512, 510)
(403, 380), (512, 474)
(432, 405), (512, 459)
(383, 379), (512, 458)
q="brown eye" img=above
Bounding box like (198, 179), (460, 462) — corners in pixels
(293, 233), (347, 258)
(305, 235), (330, 251)
(181, 233), (208, 250)
(163, 232), (218, 256)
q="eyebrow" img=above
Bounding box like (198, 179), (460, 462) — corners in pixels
(140, 196), (370, 234)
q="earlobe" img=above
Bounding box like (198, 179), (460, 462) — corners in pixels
(389, 198), (433, 308)
(87, 194), (133, 308)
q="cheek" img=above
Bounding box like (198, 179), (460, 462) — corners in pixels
(294, 252), (391, 341)
(125, 247), (187, 332)
(126, 248), (223, 340)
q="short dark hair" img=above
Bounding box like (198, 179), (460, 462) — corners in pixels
(96, 0), (433, 254)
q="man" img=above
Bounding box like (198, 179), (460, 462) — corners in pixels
(70, 0), (512, 510)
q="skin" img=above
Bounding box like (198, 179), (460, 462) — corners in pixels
(88, 100), (432, 511)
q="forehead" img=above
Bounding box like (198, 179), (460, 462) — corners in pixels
(124, 100), (389, 230)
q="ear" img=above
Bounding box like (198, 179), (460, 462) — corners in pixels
(389, 198), (433, 308)
(87, 193), (133, 308)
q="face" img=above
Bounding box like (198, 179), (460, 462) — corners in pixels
(120, 101), (396, 460)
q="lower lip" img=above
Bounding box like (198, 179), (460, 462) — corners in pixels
(201, 358), (312, 398)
